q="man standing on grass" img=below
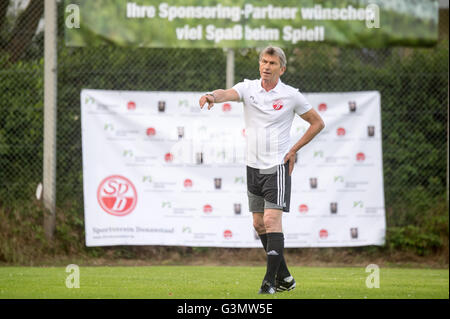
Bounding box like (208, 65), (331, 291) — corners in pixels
(199, 46), (325, 294)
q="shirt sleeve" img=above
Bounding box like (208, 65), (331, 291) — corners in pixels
(232, 81), (248, 102)
(293, 91), (312, 115)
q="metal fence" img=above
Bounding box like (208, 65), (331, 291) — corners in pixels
(0, 3), (448, 236)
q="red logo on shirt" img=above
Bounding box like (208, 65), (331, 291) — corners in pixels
(273, 99), (283, 110)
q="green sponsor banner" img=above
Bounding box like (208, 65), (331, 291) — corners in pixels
(64, 0), (439, 48)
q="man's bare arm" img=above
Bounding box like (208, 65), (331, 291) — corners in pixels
(199, 88), (240, 110)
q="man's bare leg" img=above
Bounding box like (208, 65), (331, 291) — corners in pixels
(253, 210), (291, 273)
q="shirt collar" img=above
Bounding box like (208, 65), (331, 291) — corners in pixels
(259, 78), (283, 93)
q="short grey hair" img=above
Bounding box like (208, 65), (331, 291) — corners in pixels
(259, 46), (287, 68)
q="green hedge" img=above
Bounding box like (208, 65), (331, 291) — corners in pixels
(0, 55), (44, 202)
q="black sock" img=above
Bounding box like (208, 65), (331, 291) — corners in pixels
(263, 232), (284, 286)
(259, 233), (268, 251)
(259, 233), (290, 281)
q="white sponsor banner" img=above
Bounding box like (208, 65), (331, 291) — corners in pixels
(81, 89), (385, 247)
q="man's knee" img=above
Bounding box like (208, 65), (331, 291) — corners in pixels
(253, 213), (265, 234)
(263, 215), (276, 229)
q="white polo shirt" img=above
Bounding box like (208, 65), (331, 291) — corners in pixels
(232, 78), (312, 169)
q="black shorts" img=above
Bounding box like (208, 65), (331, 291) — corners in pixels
(246, 161), (291, 213)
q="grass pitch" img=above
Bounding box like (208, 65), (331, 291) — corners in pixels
(0, 266), (448, 299)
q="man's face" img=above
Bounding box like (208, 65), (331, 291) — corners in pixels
(259, 54), (286, 82)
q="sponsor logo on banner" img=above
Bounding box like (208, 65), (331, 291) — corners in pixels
(177, 126), (184, 139)
(368, 125), (375, 137)
(142, 175), (152, 183)
(104, 123), (114, 131)
(203, 204), (213, 213)
(299, 204), (308, 213)
(273, 99), (284, 110)
(222, 103), (232, 112)
(85, 95), (95, 105)
(318, 103), (327, 112)
(196, 152), (203, 164)
(334, 176), (344, 183)
(356, 152), (366, 162)
(182, 226), (192, 233)
(353, 201), (364, 208)
(146, 127), (156, 136)
(123, 149), (133, 157)
(84, 94), (119, 113)
(309, 178), (318, 189)
(320, 154), (350, 166)
(335, 176), (369, 192)
(127, 101), (136, 110)
(158, 101), (166, 113)
(337, 127), (346, 136)
(319, 229), (328, 239)
(214, 178), (222, 190)
(314, 150), (324, 159)
(184, 179), (193, 188)
(234, 203), (241, 215)
(180, 98), (201, 113)
(103, 124), (139, 138)
(165, 152), (174, 162)
(216, 150), (226, 160)
(350, 227), (358, 239)
(178, 99), (188, 108)
(97, 175), (137, 217)
(349, 101), (357, 113)
(330, 202), (338, 214)
(223, 230), (233, 239)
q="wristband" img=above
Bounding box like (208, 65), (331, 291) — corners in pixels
(206, 92), (216, 102)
